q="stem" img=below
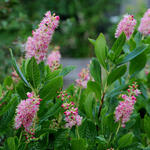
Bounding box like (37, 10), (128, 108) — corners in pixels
(98, 92), (105, 118)
(113, 121), (121, 143)
(76, 126), (80, 139)
(18, 131), (23, 148)
(78, 88), (82, 101)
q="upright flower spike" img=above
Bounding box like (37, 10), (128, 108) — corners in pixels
(138, 9), (150, 36)
(25, 11), (59, 63)
(14, 92), (42, 134)
(115, 83), (141, 127)
(47, 48), (61, 72)
(115, 14), (136, 40)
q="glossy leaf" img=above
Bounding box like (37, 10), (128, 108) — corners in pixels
(111, 32), (126, 59)
(90, 57), (101, 83)
(118, 45), (147, 65)
(107, 65), (127, 85)
(95, 33), (107, 69)
(59, 65), (76, 76)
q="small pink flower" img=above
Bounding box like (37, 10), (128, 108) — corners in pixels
(115, 14), (136, 40)
(76, 67), (90, 88)
(47, 50), (61, 71)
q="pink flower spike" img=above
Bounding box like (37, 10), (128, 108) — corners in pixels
(138, 9), (150, 36)
(115, 14), (136, 40)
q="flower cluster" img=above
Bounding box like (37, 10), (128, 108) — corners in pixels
(115, 14), (136, 40)
(57, 91), (82, 128)
(25, 11), (59, 63)
(47, 47), (61, 72)
(138, 9), (150, 36)
(76, 65), (90, 88)
(115, 83), (141, 127)
(14, 92), (42, 135)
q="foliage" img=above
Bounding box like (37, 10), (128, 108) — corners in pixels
(1, 8), (150, 150)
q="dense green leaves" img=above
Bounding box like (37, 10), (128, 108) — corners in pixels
(27, 57), (40, 88)
(144, 115), (150, 139)
(95, 33), (108, 69)
(107, 65), (127, 85)
(118, 132), (134, 149)
(71, 138), (87, 150)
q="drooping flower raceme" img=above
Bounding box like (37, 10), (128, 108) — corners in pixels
(138, 9), (150, 36)
(76, 66), (90, 88)
(25, 11), (59, 63)
(57, 91), (82, 128)
(15, 92), (42, 134)
(47, 49), (61, 72)
(115, 14), (136, 40)
(115, 83), (141, 127)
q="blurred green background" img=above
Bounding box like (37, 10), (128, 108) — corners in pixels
(0, 0), (148, 82)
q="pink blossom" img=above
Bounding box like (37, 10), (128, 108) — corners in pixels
(115, 83), (141, 127)
(25, 11), (59, 63)
(47, 50), (61, 71)
(115, 14), (136, 40)
(14, 92), (42, 133)
(138, 9), (150, 36)
(76, 67), (90, 88)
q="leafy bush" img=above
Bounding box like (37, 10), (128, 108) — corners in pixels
(1, 8), (150, 150)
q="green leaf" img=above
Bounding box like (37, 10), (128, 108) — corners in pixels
(78, 119), (97, 139)
(84, 92), (95, 120)
(16, 81), (31, 99)
(144, 115), (150, 139)
(7, 137), (17, 150)
(96, 135), (107, 144)
(3, 76), (13, 88)
(0, 95), (18, 116)
(129, 53), (147, 75)
(95, 33), (107, 69)
(107, 65), (127, 85)
(27, 57), (40, 88)
(118, 45), (147, 65)
(0, 84), (2, 97)
(118, 132), (134, 149)
(9, 49), (30, 88)
(90, 58), (101, 83)
(59, 65), (76, 76)
(71, 138), (87, 150)
(87, 81), (101, 99)
(39, 76), (63, 101)
(88, 38), (96, 46)
(45, 66), (61, 81)
(111, 32), (126, 59)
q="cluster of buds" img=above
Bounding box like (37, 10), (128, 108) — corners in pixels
(14, 92), (42, 138)
(75, 65), (90, 88)
(12, 70), (20, 83)
(57, 91), (82, 128)
(47, 47), (61, 72)
(138, 9), (150, 36)
(25, 11), (59, 63)
(115, 82), (141, 127)
(115, 14), (136, 40)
